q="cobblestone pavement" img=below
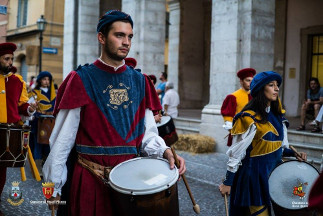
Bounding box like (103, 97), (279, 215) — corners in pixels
(0, 151), (228, 216)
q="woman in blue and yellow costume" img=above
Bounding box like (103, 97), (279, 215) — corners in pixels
(219, 71), (307, 216)
(28, 71), (56, 168)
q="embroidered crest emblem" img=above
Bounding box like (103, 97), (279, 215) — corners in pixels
(109, 89), (129, 105)
(103, 83), (133, 110)
(7, 181), (24, 206)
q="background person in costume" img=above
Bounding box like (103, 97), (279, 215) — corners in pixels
(28, 71), (56, 175)
(0, 42), (37, 216)
(148, 74), (163, 123)
(218, 71), (307, 216)
(221, 68), (256, 146)
(43, 10), (186, 216)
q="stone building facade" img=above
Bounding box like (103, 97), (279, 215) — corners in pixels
(64, 0), (323, 152)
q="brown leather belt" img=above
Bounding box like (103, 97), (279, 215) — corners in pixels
(77, 155), (112, 185)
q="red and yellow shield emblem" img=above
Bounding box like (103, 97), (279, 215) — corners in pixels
(42, 182), (55, 199)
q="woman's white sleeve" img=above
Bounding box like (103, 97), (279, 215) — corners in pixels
(226, 124), (257, 173)
(141, 109), (169, 158)
(282, 122), (289, 149)
(42, 108), (80, 197)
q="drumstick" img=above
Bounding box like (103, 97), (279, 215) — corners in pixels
(20, 167), (27, 181)
(51, 207), (55, 216)
(224, 194), (229, 216)
(27, 146), (41, 181)
(221, 179), (229, 216)
(171, 146), (200, 214)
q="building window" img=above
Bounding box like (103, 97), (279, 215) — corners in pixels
(17, 0), (28, 27)
(311, 35), (323, 85)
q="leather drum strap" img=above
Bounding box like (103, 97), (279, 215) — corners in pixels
(77, 155), (112, 185)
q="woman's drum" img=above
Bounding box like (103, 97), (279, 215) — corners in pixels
(109, 157), (180, 216)
(37, 115), (55, 145)
(0, 124), (30, 167)
(156, 116), (178, 146)
(268, 160), (319, 216)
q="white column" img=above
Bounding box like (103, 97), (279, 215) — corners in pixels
(167, 0), (180, 91)
(122, 0), (166, 79)
(63, 0), (75, 78)
(200, 0), (275, 153)
(77, 1), (100, 66)
(63, 0), (99, 79)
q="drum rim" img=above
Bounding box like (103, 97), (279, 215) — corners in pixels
(156, 115), (172, 127)
(0, 125), (31, 131)
(269, 159), (319, 177)
(109, 157), (179, 195)
(268, 159), (319, 210)
(38, 115), (55, 118)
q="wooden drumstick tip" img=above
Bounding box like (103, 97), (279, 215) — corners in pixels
(193, 204), (200, 214)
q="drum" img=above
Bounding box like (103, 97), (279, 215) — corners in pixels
(156, 116), (178, 146)
(0, 124), (30, 167)
(37, 115), (55, 145)
(268, 160), (319, 216)
(109, 157), (179, 216)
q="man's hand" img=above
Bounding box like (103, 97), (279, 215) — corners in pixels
(163, 148), (186, 176)
(47, 194), (61, 211)
(154, 114), (162, 123)
(28, 102), (38, 113)
(219, 183), (231, 197)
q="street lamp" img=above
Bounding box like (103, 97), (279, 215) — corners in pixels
(37, 15), (47, 74)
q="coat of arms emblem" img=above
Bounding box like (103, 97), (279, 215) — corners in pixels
(42, 182), (55, 199)
(7, 181), (24, 206)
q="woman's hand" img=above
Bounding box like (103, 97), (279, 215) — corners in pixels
(295, 152), (307, 161)
(219, 183), (231, 197)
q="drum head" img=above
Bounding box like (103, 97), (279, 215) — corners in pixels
(268, 160), (319, 210)
(156, 116), (171, 127)
(109, 157), (179, 195)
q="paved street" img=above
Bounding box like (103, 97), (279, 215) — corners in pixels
(0, 151), (228, 216)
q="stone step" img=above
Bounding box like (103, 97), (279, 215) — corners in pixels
(306, 156), (322, 172)
(289, 142), (323, 161)
(288, 129), (323, 145)
(173, 117), (201, 128)
(176, 126), (199, 134)
(173, 117), (201, 134)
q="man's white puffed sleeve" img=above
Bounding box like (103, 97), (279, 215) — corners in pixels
(42, 108), (80, 197)
(141, 108), (169, 158)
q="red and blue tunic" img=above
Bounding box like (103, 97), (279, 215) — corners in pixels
(53, 59), (161, 215)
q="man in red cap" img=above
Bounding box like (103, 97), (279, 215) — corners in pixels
(220, 68), (256, 146)
(0, 42), (37, 215)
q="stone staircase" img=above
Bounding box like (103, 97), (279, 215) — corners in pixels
(287, 129), (323, 171)
(173, 117), (201, 134)
(173, 115), (323, 171)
